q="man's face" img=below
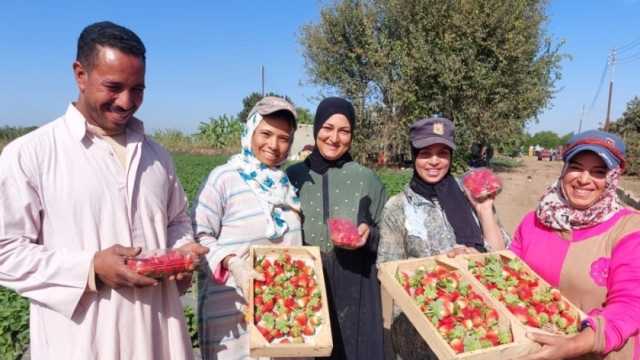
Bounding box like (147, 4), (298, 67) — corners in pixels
(73, 46), (145, 134)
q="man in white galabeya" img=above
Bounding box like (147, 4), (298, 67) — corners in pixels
(0, 21), (207, 359)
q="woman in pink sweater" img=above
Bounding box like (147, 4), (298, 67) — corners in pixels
(511, 130), (640, 360)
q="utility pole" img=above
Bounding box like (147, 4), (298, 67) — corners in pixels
(604, 49), (616, 131)
(261, 65), (265, 96)
(578, 104), (585, 133)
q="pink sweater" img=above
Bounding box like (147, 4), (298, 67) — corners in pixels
(510, 209), (640, 357)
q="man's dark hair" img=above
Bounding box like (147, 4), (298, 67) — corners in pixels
(76, 21), (146, 69)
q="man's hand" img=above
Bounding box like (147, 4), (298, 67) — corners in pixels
(168, 242), (209, 281)
(226, 255), (264, 299)
(94, 245), (158, 289)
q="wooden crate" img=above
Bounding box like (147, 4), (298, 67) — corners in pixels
(378, 255), (539, 360)
(248, 245), (333, 357)
(455, 250), (587, 336)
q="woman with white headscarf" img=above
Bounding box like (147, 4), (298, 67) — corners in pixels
(193, 96), (303, 359)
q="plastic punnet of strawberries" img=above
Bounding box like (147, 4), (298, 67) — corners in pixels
(327, 218), (363, 249)
(462, 168), (502, 201)
(253, 253), (323, 344)
(468, 255), (580, 335)
(396, 264), (513, 354)
(126, 249), (195, 278)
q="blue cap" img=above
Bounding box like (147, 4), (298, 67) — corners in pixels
(563, 130), (626, 170)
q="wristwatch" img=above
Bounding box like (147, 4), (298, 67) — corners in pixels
(579, 319), (593, 332)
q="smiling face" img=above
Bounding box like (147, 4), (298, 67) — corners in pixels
(414, 143), (452, 184)
(251, 115), (293, 167)
(561, 151), (608, 210)
(316, 114), (352, 161)
(73, 46), (145, 135)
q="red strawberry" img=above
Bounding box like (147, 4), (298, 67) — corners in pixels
(526, 315), (541, 328)
(485, 309), (499, 325)
(450, 338), (464, 354)
(485, 329), (500, 346)
(303, 325), (315, 336)
(517, 287), (533, 301)
(295, 313), (308, 326)
(507, 305), (529, 324)
(284, 298), (296, 310)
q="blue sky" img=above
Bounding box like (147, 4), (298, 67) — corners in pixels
(0, 1), (638, 137)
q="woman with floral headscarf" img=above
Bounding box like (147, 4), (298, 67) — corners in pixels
(193, 96), (305, 360)
(512, 130), (640, 360)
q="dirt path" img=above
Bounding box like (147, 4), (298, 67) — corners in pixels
(494, 157), (640, 235)
(493, 157), (562, 235)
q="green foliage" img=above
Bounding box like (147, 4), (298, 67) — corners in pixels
(300, 0), (565, 165)
(173, 153), (229, 204)
(0, 126), (37, 141)
(296, 107), (314, 125)
(0, 126), (38, 150)
(376, 168), (412, 196)
(610, 96), (640, 175)
(526, 130), (563, 149)
(0, 288), (30, 359)
(152, 129), (200, 153)
(196, 114), (242, 150)
(183, 305), (199, 349)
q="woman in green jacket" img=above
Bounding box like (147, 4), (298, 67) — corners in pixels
(287, 97), (387, 360)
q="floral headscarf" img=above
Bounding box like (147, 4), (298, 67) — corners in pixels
(227, 112), (301, 239)
(535, 165), (623, 231)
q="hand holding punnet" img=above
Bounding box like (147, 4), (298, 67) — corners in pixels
(328, 218), (366, 249)
(94, 245), (158, 289)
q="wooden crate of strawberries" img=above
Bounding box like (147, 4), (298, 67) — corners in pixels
(457, 250), (586, 336)
(248, 245), (332, 357)
(378, 256), (539, 359)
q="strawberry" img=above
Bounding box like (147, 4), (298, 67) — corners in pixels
(507, 305), (529, 324)
(295, 313), (308, 326)
(560, 311), (577, 326)
(302, 324), (315, 336)
(526, 315), (541, 328)
(284, 298), (296, 310)
(485, 329), (500, 346)
(450, 338), (464, 354)
(485, 309), (499, 326)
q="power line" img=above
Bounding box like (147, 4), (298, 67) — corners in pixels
(588, 58), (609, 112)
(617, 52), (640, 64)
(617, 36), (640, 53)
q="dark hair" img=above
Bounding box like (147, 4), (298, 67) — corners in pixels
(76, 21), (146, 69)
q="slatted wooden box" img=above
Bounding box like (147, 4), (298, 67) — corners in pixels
(378, 255), (539, 359)
(456, 250), (586, 336)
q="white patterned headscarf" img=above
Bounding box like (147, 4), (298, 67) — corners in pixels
(227, 112), (301, 239)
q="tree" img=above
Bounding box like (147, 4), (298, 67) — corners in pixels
(237, 92), (294, 123)
(296, 107), (314, 125)
(527, 130), (562, 149)
(300, 0), (564, 165)
(610, 96), (640, 175)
